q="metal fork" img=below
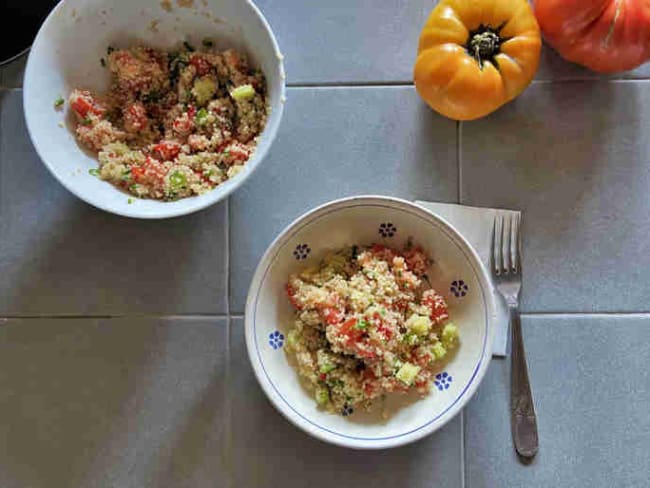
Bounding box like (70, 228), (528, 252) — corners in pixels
(491, 214), (538, 459)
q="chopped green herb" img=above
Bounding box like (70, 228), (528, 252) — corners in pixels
(82, 117), (92, 126)
(121, 168), (132, 181)
(127, 198), (134, 204)
(319, 363), (336, 374)
(100, 58), (106, 67)
(142, 90), (160, 103)
(169, 171), (187, 188)
(195, 107), (209, 126)
(355, 319), (369, 330)
(222, 149), (231, 156)
(88, 168), (100, 176)
(202, 38), (214, 48)
(107, 45), (115, 55)
(183, 41), (195, 52)
(54, 97), (64, 108)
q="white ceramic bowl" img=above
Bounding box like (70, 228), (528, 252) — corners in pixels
(246, 196), (496, 449)
(23, 0), (285, 219)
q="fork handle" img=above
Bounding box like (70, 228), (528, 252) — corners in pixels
(510, 307), (538, 458)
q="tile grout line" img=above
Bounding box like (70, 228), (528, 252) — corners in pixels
(225, 315), (234, 488)
(457, 121), (462, 204)
(0, 314), (232, 320)
(225, 197), (231, 317)
(460, 410), (466, 488)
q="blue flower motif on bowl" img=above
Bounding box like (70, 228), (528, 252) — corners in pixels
(434, 372), (453, 391)
(450, 280), (468, 298)
(268, 330), (285, 350)
(293, 243), (311, 260)
(379, 222), (397, 238)
(341, 404), (354, 417)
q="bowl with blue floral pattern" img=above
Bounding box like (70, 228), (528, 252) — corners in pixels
(245, 196), (496, 449)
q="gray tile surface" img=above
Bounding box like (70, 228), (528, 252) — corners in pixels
(255, 0), (650, 84)
(0, 317), (229, 488)
(229, 86), (458, 312)
(465, 315), (650, 488)
(0, 91), (229, 316)
(0, 53), (26, 88)
(461, 81), (650, 313)
(255, 0), (432, 84)
(230, 318), (463, 487)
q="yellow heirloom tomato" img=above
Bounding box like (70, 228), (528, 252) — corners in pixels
(414, 0), (541, 121)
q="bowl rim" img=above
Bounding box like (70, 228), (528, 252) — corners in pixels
(245, 195), (496, 449)
(22, 0), (285, 219)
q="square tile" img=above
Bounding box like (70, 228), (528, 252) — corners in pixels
(465, 315), (650, 488)
(229, 318), (463, 488)
(255, 0), (433, 84)
(461, 81), (650, 312)
(0, 317), (229, 488)
(0, 53), (26, 88)
(0, 91), (228, 315)
(229, 86), (458, 312)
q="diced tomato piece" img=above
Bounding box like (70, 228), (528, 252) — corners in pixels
(319, 373), (327, 381)
(223, 141), (251, 164)
(376, 323), (393, 341)
(422, 289), (449, 324)
(151, 141), (181, 161)
(190, 54), (211, 76)
(285, 284), (303, 310)
(132, 157), (167, 186)
(131, 166), (146, 183)
(322, 307), (344, 326)
(70, 90), (105, 118)
(403, 247), (430, 276)
(370, 244), (398, 263)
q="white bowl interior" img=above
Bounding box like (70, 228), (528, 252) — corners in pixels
(24, 0), (284, 218)
(246, 197), (495, 449)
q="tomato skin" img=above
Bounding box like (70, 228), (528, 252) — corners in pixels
(535, 0), (650, 73)
(70, 90), (105, 118)
(151, 141), (181, 161)
(190, 54), (211, 76)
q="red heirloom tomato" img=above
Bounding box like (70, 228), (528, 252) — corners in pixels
(535, 0), (650, 73)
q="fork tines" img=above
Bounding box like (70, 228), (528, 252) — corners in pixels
(491, 214), (521, 275)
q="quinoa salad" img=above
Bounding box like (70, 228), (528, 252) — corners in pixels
(284, 243), (459, 415)
(66, 42), (267, 201)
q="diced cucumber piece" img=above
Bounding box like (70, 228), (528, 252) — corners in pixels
(395, 362), (421, 386)
(431, 341), (447, 360)
(230, 84), (256, 101)
(441, 323), (459, 348)
(405, 314), (432, 336)
(403, 333), (419, 346)
(315, 387), (330, 405)
(319, 363), (336, 374)
(287, 330), (299, 347)
(192, 77), (217, 106)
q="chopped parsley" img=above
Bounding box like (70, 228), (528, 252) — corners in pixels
(127, 198), (134, 204)
(107, 45), (115, 55)
(82, 117), (92, 126)
(88, 168), (100, 176)
(195, 107), (209, 126)
(100, 57), (106, 67)
(202, 38), (214, 48)
(355, 319), (369, 330)
(54, 97), (64, 108)
(183, 41), (195, 52)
